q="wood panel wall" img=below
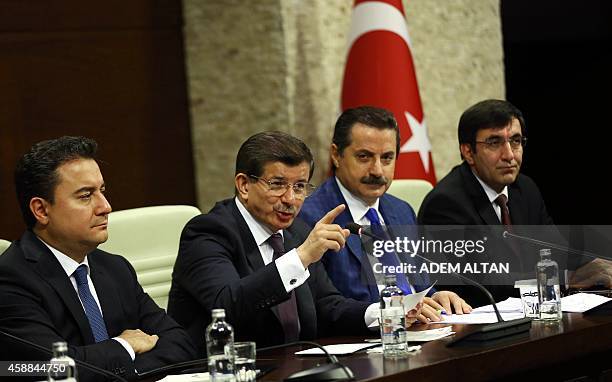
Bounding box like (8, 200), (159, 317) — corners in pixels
(0, 1), (196, 240)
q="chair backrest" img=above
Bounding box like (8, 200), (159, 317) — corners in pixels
(386, 179), (434, 215)
(98, 205), (201, 309)
(0, 239), (11, 255)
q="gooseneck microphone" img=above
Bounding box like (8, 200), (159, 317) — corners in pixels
(502, 230), (612, 261)
(345, 222), (532, 345)
(0, 328), (128, 382)
(137, 340), (353, 381)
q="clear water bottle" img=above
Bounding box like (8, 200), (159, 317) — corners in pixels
(379, 275), (407, 357)
(48, 341), (77, 381)
(205, 309), (235, 381)
(536, 249), (562, 321)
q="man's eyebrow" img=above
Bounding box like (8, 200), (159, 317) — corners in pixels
(73, 183), (105, 195)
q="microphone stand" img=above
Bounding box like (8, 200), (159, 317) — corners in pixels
(0, 328), (128, 382)
(346, 223), (532, 346)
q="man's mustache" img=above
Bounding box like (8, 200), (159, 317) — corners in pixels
(275, 205), (296, 214)
(360, 176), (388, 186)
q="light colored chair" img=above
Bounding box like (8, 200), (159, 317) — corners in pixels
(0, 239), (11, 255)
(386, 179), (434, 215)
(98, 205), (201, 310)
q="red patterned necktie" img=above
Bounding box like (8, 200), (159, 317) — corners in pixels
(494, 194), (512, 227)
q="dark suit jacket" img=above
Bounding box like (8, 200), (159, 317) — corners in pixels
(0, 230), (196, 381)
(417, 162), (554, 305)
(167, 198), (370, 355)
(418, 162), (553, 226)
(299, 177), (432, 303)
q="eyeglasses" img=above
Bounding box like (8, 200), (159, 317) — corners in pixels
(249, 175), (316, 198)
(475, 136), (527, 151)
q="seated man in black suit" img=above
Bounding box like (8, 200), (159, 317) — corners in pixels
(168, 131), (422, 353)
(418, 99), (612, 304)
(0, 136), (196, 380)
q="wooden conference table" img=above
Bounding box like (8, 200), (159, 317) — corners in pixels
(254, 313), (612, 381)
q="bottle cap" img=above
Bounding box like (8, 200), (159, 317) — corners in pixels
(384, 274), (397, 284)
(539, 248), (552, 258)
(52, 341), (68, 353)
(211, 308), (226, 319)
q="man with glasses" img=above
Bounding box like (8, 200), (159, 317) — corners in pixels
(168, 131), (422, 352)
(418, 99), (553, 305)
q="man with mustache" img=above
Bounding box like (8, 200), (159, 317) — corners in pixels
(0, 136), (196, 380)
(168, 131), (422, 352)
(299, 106), (471, 323)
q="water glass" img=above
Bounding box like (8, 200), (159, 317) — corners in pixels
(233, 341), (256, 382)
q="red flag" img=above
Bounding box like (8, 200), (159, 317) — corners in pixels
(341, 0), (436, 185)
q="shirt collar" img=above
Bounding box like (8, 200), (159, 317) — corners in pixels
(335, 176), (381, 223)
(471, 170), (509, 204)
(234, 197), (283, 246)
(37, 236), (90, 278)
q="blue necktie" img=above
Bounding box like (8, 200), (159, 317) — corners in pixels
(365, 208), (412, 295)
(73, 265), (109, 343)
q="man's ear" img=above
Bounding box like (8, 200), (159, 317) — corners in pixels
(330, 144), (340, 169)
(29, 197), (50, 226)
(460, 143), (476, 165)
(235, 173), (250, 202)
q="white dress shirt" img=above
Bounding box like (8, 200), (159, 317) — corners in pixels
(235, 197), (379, 328)
(472, 172), (510, 223)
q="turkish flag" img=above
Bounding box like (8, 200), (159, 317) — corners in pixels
(341, 0), (436, 184)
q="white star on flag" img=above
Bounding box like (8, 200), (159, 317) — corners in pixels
(399, 111), (432, 174)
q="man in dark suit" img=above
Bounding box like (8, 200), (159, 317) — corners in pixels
(0, 137), (196, 381)
(168, 131), (422, 354)
(418, 99), (558, 305)
(299, 106), (471, 322)
(418, 100), (612, 304)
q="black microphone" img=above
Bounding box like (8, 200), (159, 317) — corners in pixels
(0, 328), (128, 382)
(502, 230), (612, 262)
(258, 341), (353, 381)
(138, 340), (353, 381)
(345, 222), (532, 345)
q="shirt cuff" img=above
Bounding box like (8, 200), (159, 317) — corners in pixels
(364, 303), (380, 330)
(113, 337), (136, 361)
(275, 248), (310, 292)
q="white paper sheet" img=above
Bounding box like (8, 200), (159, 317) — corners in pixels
(440, 311), (526, 324)
(561, 292), (612, 313)
(158, 372), (210, 381)
(295, 343), (380, 355)
(471, 297), (524, 313)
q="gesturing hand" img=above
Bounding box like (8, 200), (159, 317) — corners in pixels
(297, 204), (349, 268)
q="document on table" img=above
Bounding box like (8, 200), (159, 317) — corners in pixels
(561, 292), (612, 312)
(158, 372), (210, 381)
(295, 343), (380, 355)
(471, 297), (524, 313)
(440, 311), (526, 324)
(368, 282), (436, 329)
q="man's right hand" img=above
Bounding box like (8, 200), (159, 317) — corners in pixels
(297, 204), (349, 268)
(118, 329), (159, 354)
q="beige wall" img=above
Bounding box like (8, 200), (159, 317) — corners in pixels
(183, 0), (505, 212)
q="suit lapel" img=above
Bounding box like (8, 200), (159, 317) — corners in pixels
(88, 254), (124, 337)
(22, 232), (95, 343)
(230, 201), (266, 272)
(460, 162), (501, 225)
(508, 183), (526, 225)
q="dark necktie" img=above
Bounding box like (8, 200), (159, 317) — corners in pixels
(364, 208), (412, 295)
(73, 265), (109, 343)
(267, 233), (300, 342)
(494, 194), (512, 226)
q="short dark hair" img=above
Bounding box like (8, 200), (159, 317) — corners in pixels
(458, 99), (526, 155)
(332, 106), (400, 170)
(235, 131), (314, 181)
(15, 136), (98, 229)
